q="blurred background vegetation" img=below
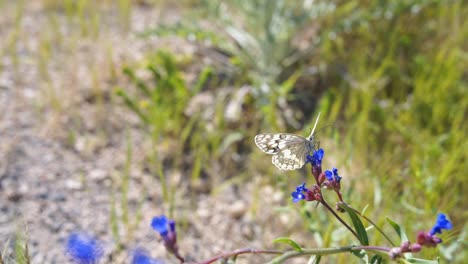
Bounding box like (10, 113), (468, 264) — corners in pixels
(1, 0), (466, 263)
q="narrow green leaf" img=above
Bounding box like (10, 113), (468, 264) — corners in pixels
(339, 203), (369, 245)
(272, 237), (303, 252)
(386, 217), (409, 242)
(115, 88), (150, 124)
(14, 231), (28, 264)
(307, 255), (321, 264)
(123, 67), (151, 96)
(351, 249), (367, 262)
(370, 255), (383, 264)
(110, 191), (121, 250)
(279, 71), (301, 96)
(193, 66), (213, 94)
(403, 257), (439, 264)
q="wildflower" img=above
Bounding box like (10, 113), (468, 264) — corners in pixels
(430, 213), (453, 235)
(151, 215), (174, 237)
(307, 148), (325, 183)
(131, 248), (163, 264)
(324, 167), (342, 197)
(66, 232), (103, 264)
(324, 168), (341, 183)
(291, 183), (322, 203)
(306, 148), (324, 167)
(151, 215), (184, 262)
(416, 213), (452, 247)
(291, 183), (308, 203)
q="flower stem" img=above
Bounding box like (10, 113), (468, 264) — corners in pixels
(320, 199), (359, 239)
(193, 248), (283, 264)
(267, 245), (391, 264)
(190, 245), (392, 264)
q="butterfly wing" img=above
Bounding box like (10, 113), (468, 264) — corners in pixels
(254, 133), (312, 170)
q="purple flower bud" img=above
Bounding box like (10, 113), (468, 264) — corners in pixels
(388, 247), (402, 259)
(411, 243), (422, 252)
(400, 241), (410, 251)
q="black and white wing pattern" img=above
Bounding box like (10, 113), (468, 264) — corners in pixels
(254, 133), (313, 170)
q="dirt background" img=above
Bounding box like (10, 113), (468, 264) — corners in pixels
(0, 2), (308, 263)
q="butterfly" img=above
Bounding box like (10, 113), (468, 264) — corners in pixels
(254, 113), (321, 170)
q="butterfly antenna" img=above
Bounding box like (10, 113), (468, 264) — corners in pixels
(308, 112), (321, 139)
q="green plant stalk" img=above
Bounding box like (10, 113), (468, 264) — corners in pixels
(268, 246), (391, 264)
(121, 131), (131, 235)
(150, 139), (168, 203)
(14, 231), (29, 264)
(110, 191), (122, 251)
(118, 0), (131, 32)
(320, 199), (359, 240)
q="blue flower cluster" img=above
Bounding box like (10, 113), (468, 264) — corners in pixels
(291, 183), (308, 203)
(306, 148), (324, 167)
(324, 168), (341, 183)
(65, 215), (183, 264)
(151, 215), (184, 262)
(430, 213), (453, 235)
(66, 232), (103, 264)
(391, 213), (453, 259)
(151, 215), (175, 238)
(292, 148), (343, 203)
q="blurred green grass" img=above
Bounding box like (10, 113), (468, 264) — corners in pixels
(1, 0), (467, 263)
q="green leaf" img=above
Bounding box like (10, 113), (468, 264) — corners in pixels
(115, 88), (150, 124)
(279, 71), (301, 96)
(14, 231), (29, 264)
(272, 237), (303, 252)
(370, 255), (383, 264)
(386, 217), (409, 242)
(307, 255), (321, 264)
(351, 249), (367, 262)
(402, 257), (439, 264)
(123, 67), (151, 97)
(339, 203), (369, 245)
(193, 66), (213, 94)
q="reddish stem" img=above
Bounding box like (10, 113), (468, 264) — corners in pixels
(320, 199), (359, 239)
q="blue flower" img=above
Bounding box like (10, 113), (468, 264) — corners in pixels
(132, 248), (163, 264)
(151, 215), (169, 236)
(291, 183), (308, 203)
(325, 168), (342, 183)
(150, 215), (183, 261)
(66, 232), (103, 264)
(430, 213), (452, 235)
(332, 168), (342, 183)
(307, 148), (324, 167)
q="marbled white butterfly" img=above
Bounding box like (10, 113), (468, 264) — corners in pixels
(254, 113), (321, 170)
